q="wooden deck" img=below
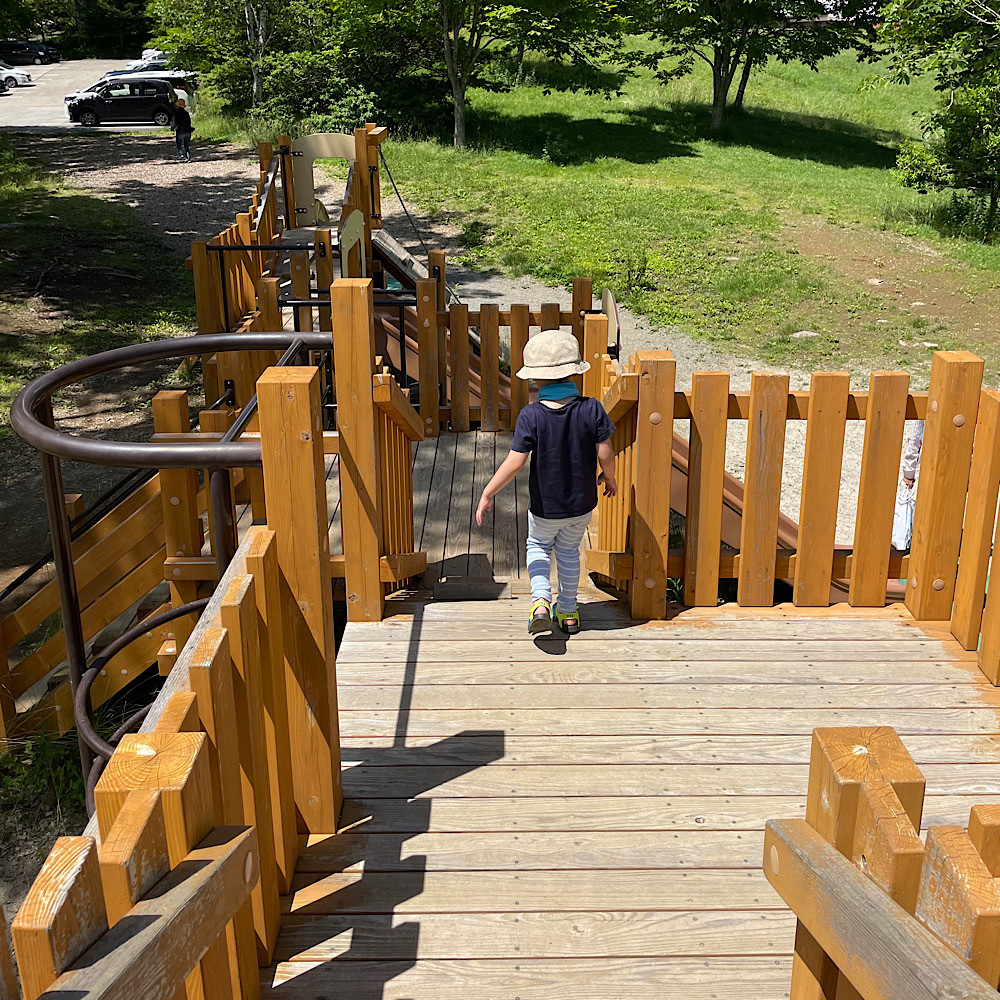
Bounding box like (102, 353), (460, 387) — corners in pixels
(261, 592), (1000, 999)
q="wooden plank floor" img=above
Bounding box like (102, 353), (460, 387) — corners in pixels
(414, 431), (529, 580)
(261, 591), (1000, 1000)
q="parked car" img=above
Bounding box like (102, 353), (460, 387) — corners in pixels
(0, 41), (48, 65)
(105, 58), (169, 77)
(126, 50), (169, 70)
(27, 41), (59, 61)
(66, 71), (197, 109)
(67, 78), (177, 127)
(0, 60), (31, 87)
(0, 79), (7, 96)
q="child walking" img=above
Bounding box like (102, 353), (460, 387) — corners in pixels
(475, 330), (617, 635)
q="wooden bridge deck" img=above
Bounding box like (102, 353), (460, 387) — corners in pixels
(261, 593), (1000, 999)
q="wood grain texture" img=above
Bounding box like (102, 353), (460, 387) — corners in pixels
(12, 837), (107, 1000)
(630, 351), (675, 619)
(582, 314), (608, 401)
(44, 827), (259, 1000)
(953, 389), (1000, 649)
(416, 279), (439, 438)
(258, 365), (343, 829)
(765, 819), (999, 1000)
(849, 371), (910, 607)
(448, 303), (471, 432)
(0, 904), (17, 1000)
(907, 351), (983, 620)
(97, 789), (170, 926)
(738, 373), (789, 607)
(794, 372), (849, 608)
(685, 372), (729, 607)
(479, 303), (500, 432)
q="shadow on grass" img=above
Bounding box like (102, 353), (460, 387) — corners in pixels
(468, 100), (901, 170)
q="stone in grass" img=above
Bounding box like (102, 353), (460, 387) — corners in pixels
(867, 278), (884, 286)
(791, 330), (819, 339)
(922, 341), (939, 349)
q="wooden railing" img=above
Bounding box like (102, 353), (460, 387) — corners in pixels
(2, 364), (345, 1000)
(766, 726), (1000, 1000)
(587, 342), (1000, 653)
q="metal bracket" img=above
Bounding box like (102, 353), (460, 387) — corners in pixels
(278, 144), (290, 154)
(292, 150), (304, 157)
(295, 207), (308, 214)
(318, 242), (327, 257)
(223, 379), (236, 407)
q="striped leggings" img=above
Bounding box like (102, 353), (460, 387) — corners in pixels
(526, 510), (591, 613)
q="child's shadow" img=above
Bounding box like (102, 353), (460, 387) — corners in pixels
(533, 631), (568, 655)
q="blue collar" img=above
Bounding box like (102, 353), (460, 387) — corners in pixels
(537, 381), (579, 401)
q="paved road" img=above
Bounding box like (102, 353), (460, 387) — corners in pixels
(0, 58), (165, 130)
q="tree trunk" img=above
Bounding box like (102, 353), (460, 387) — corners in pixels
(733, 56), (754, 114)
(710, 48), (733, 132)
(452, 78), (467, 147)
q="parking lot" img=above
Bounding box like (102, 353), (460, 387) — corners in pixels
(0, 59), (167, 130)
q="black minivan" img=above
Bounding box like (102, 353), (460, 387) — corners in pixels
(67, 78), (176, 127)
(0, 41), (49, 65)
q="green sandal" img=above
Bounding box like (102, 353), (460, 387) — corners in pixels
(555, 606), (581, 635)
(528, 598), (553, 635)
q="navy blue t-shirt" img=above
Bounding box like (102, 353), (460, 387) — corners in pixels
(511, 396), (615, 519)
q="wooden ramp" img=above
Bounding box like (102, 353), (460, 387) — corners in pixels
(261, 596), (1000, 999)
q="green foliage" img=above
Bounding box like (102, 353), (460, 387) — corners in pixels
(247, 51), (380, 136)
(879, 0), (1000, 90)
(0, 736), (85, 839)
(896, 87), (1000, 234)
(632, 0), (882, 129)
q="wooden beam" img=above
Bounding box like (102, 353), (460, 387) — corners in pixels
(509, 304), (530, 427)
(41, 827), (258, 1000)
(765, 818), (1000, 1000)
(380, 552), (428, 582)
(416, 279), (439, 438)
(601, 372), (638, 424)
(373, 373), (423, 441)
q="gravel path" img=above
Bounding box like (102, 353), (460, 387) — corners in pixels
(14, 134), (891, 545)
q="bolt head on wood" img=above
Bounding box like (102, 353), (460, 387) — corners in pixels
(954, 414), (966, 426)
(770, 845), (779, 875)
(644, 578), (656, 589)
(931, 400), (938, 412)
(649, 412), (662, 424)
(932, 579), (945, 591)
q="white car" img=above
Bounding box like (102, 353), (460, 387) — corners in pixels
(0, 61), (31, 88)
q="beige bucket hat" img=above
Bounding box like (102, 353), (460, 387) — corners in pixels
(515, 329), (591, 380)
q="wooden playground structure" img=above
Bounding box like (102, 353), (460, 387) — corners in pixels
(5, 124), (1000, 999)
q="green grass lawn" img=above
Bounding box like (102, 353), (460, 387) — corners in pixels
(358, 52), (1000, 375)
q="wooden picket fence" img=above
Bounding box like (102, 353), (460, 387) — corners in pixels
(766, 726), (1000, 1000)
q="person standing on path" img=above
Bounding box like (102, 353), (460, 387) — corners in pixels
(475, 330), (617, 636)
(171, 97), (193, 161)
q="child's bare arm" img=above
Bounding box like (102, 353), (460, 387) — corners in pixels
(476, 450), (529, 525)
(597, 440), (617, 497)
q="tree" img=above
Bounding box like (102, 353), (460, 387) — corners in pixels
(880, 0), (1000, 90)
(434, 0), (628, 146)
(634, 0), (880, 131)
(897, 87), (1000, 235)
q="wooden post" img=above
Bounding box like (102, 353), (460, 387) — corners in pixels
(220, 575), (280, 962)
(794, 372), (849, 608)
(582, 313), (607, 401)
(257, 366), (343, 830)
(11, 837), (107, 1000)
(245, 528), (298, 894)
(290, 249), (311, 333)
(428, 250), (448, 391)
(906, 351), (983, 620)
(98, 789), (169, 926)
(571, 277), (593, 350)
(849, 371), (909, 607)
(258, 275), (282, 332)
(790, 727), (925, 1000)
(509, 303), (530, 428)
(737, 373), (789, 607)
(630, 351), (675, 620)
(480, 302), (500, 432)
(192, 241), (223, 335)
(0, 617), (13, 751)
(449, 303), (471, 432)
(315, 229), (335, 334)
(365, 124), (383, 231)
(187, 629), (259, 1000)
(540, 303), (560, 331)
(331, 279), (385, 621)
(952, 388), (1000, 649)
(0, 903), (18, 1000)
(154, 392), (201, 649)
(94, 732), (251, 1000)
(416, 278), (439, 438)
(278, 135), (296, 231)
(684, 372), (729, 607)
(353, 128), (373, 272)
